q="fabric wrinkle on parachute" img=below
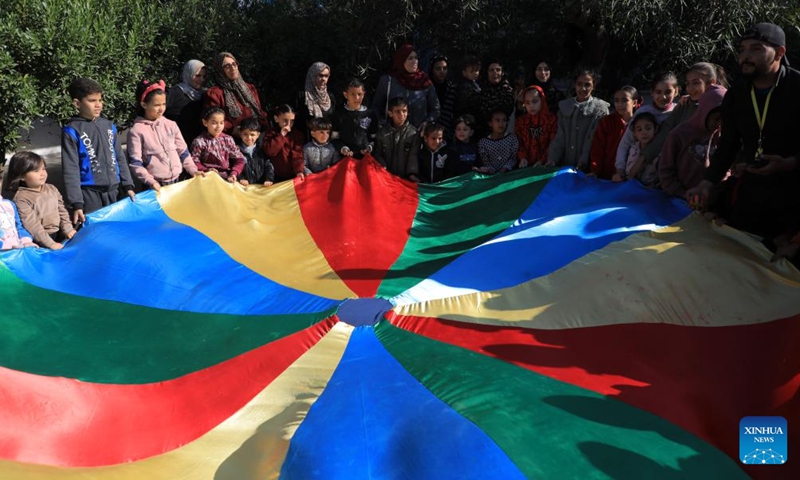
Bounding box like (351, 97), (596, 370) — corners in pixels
(0, 156), (797, 479)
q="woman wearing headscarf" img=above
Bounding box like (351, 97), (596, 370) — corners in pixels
(532, 59), (565, 115)
(371, 43), (440, 129)
(204, 52), (269, 137)
(295, 62), (335, 135)
(165, 59), (208, 143)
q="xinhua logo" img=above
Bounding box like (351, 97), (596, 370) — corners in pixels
(740, 416), (787, 465)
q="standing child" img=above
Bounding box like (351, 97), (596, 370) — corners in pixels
(191, 107), (245, 182)
(419, 123), (458, 183)
(613, 72), (680, 181)
(62, 77), (135, 226)
(547, 70), (610, 170)
(477, 109), (519, 174)
(263, 104), (306, 181)
(7, 152), (75, 250)
(127, 79), (198, 191)
(659, 85), (727, 198)
(0, 157), (36, 250)
(303, 117), (340, 174)
(590, 86), (640, 179)
(451, 115), (480, 174)
(332, 79), (377, 159)
(237, 117), (275, 186)
(622, 113), (659, 186)
(515, 85), (557, 168)
(644, 63), (727, 165)
(374, 97), (420, 181)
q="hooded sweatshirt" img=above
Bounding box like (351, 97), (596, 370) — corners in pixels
(127, 116), (197, 187)
(419, 141), (458, 183)
(614, 102), (676, 173)
(515, 85), (557, 167)
(659, 85), (727, 198)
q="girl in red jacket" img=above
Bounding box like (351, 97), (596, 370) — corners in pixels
(589, 86), (640, 180)
(262, 104), (306, 182)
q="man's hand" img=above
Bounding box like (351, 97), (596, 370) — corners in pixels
(685, 180), (713, 210)
(72, 209), (85, 225)
(747, 155), (797, 175)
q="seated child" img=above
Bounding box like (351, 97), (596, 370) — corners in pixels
(659, 85), (727, 198)
(191, 107), (245, 182)
(332, 79), (377, 159)
(515, 85), (557, 168)
(0, 158), (36, 250)
(451, 115), (480, 174)
(623, 112), (659, 186)
(374, 96), (420, 181)
(127, 79), (198, 191)
(418, 123), (458, 183)
(476, 109), (518, 174)
(6, 152), (75, 250)
(237, 117), (275, 186)
(303, 117), (340, 174)
(263, 104), (306, 181)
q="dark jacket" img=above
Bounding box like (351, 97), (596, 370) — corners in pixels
(239, 136), (275, 184)
(332, 105), (377, 158)
(374, 122), (420, 178)
(165, 85), (205, 144)
(61, 116), (134, 210)
(418, 142), (458, 183)
(704, 65), (800, 237)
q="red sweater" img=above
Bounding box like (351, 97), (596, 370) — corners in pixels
(263, 127), (306, 180)
(590, 111), (628, 180)
(204, 84), (269, 135)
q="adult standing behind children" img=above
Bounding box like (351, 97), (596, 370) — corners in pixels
(478, 60), (514, 134)
(688, 23), (800, 244)
(205, 52), (269, 138)
(296, 62), (335, 137)
(372, 44), (440, 129)
(532, 60), (565, 115)
(165, 59), (208, 144)
(429, 55), (455, 134)
(61, 78), (135, 225)
(547, 70), (609, 171)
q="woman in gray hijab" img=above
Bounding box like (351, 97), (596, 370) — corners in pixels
(165, 59), (208, 143)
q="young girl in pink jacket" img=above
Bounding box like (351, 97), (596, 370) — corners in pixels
(127, 80), (199, 191)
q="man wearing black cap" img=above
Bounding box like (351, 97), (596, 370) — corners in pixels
(688, 22), (800, 260)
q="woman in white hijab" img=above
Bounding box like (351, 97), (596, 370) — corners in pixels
(165, 59), (208, 143)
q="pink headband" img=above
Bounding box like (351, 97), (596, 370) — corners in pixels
(140, 80), (166, 103)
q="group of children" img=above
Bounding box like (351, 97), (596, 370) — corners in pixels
(0, 57), (730, 251)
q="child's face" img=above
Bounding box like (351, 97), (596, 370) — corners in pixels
(274, 112), (295, 130)
(203, 113), (225, 138)
(522, 90), (542, 115)
(633, 119), (656, 145)
(487, 63), (503, 85)
(535, 62), (551, 83)
(454, 121), (473, 142)
(489, 112), (508, 135)
(387, 105), (409, 127)
(73, 92), (103, 120)
(652, 81), (678, 110)
(462, 65), (480, 82)
(574, 74), (594, 102)
(24, 163), (48, 189)
(431, 60), (448, 83)
(685, 72), (708, 102)
(240, 129), (260, 147)
(706, 109), (722, 132)
(613, 91), (635, 117)
(141, 93), (167, 121)
(424, 130), (444, 151)
(344, 86), (365, 109)
(310, 128), (331, 144)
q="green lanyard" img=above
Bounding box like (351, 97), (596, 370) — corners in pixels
(750, 85), (775, 160)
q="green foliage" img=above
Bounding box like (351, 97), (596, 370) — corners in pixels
(2, 0), (800, 153)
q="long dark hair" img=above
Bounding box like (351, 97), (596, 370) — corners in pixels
(3, 151), (45, 197)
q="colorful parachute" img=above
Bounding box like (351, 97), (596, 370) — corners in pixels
(0, 158), (797, 479)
